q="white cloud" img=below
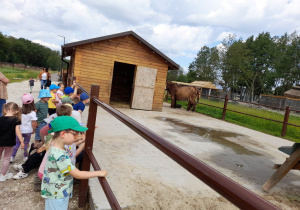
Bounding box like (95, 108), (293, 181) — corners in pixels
(0, 0), (299, 70)
(32, 40), (60, 50)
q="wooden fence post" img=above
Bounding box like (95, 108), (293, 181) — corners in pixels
(222, 95), (229, 120)
(79, 85), (100, 208)
(281, 106), (290, 137)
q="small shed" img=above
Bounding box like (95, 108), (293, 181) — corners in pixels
(62, 31), (179, 111)
(284, 85), (300, 99)
(172, 81), (218, 95)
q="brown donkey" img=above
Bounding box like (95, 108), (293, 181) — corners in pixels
(166, 81), (201, 111)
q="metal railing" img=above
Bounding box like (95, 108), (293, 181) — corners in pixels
(78, 83), (278, 210)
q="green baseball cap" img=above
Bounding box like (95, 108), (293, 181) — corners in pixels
(48, 116), (88, 134)
(61, 96), (74, 104)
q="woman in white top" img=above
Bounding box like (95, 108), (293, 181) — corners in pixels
(37, 68), (50, 89)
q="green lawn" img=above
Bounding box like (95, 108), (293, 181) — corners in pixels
(0, 66), (55, 83)
(166, 97), (300, 143)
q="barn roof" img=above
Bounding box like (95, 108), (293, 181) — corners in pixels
(62, 30), (179, 70)
(284, 85), (300, 99)
(172, 81), (218, 89)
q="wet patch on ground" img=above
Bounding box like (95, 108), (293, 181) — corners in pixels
(159, 117), (261, 156)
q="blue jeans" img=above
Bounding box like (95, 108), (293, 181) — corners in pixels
(35, 122), (47, 141)
(0, 99), (6, 117)
(41, 80), (47, 89)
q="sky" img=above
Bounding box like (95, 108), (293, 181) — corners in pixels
(0, 0), (299, 72)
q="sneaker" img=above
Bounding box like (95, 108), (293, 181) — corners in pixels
(10, 156), (14, 163)
(0, 172), (13, 182)
(13, 164), (23, 171)
(13, 171), (28, 180)
(23, 157), (28, 162)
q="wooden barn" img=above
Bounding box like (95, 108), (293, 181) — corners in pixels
(62, 31), (179, 111)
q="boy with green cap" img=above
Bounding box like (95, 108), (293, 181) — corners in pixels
(41, 116), (107, 210)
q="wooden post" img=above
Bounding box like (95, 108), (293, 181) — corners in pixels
(281, 106), (290, 137)
(222, 95), (229, 120)
(262, 146), (300, 192)
(79, 85), (100, 208)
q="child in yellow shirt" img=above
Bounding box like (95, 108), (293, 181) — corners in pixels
(48, 84), (60, 115)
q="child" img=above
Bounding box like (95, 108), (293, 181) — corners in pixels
(41, 116), (107, 209)
(35, 89), (51, 147)
(56, 83), (65, 106)
(73, 93), (90, 114)
(48, 84), (60, 115)
(62, 81), (78, 100)
(0, 102), (24, 182)
(28, 77), (34, 93)
(12, 105), (83, 180)
(11, 94), (37, 162)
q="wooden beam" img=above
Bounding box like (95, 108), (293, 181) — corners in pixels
(273, 162), (300, 170)
(262, 147), (300, 192)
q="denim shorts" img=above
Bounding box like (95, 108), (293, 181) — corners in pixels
(35, 122), (47, 141)
(45, 196), (69, 210)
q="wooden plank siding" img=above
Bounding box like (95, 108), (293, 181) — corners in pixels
(71, 35), (168, 111)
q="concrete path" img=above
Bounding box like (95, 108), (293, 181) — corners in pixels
(82, 102), (300, 209)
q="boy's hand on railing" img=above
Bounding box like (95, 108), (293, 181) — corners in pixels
(98, 170), (108, 177)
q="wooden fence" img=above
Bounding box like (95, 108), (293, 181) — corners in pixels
(165, 92), (300, 137)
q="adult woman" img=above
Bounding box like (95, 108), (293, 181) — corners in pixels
(0, 72), (9, 116)
(37, 68), (50, 89)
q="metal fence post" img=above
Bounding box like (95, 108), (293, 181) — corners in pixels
(222, 95), (229, 120)
(281, 106), (290, 137)
(79, 85), (100, 208)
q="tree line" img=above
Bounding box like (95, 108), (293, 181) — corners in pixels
(0, 32), (62, 71)
(168, 31), (300, 100)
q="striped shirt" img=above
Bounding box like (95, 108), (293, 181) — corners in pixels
(35, 100), (48, 123)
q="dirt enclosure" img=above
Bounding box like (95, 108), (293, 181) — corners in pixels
(88, 103), (300, 209)
(1, 77), (300, 209)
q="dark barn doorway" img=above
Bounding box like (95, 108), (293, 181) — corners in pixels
(110, 62), (136, 106)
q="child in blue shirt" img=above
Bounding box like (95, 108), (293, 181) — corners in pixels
(73, 93), (89, 114)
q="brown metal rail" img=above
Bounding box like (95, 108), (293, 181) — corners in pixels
(86, 147), (121, 209)
(78, 83), (278, 210)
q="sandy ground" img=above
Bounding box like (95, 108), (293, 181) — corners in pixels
(0, 75), (299, 209)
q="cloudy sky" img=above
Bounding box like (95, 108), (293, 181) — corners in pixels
(1, 0), (299, 71)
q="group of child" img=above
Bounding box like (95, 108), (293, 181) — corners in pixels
(0, 81), (107, 209)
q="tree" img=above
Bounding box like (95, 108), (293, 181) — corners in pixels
(0, 33), (10, 62)
(177, 73), (188, 82)
(188, 46), (220, 83)
(0, 32), (61, 70)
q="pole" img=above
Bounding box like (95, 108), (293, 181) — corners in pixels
(58, 35), (65, 82)
(281, 106), (290, 137)
(222, 95), (229, 120)
(79, 85), (100, 207)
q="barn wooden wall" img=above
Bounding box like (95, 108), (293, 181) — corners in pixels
(72, 35), (168, 111)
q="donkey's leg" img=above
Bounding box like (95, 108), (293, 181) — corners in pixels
(171, 95), (175, 108)
(187, 99), (191, 111)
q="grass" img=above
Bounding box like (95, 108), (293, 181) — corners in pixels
(166, 97), (300, 143)
(0, 66), (55, 83)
